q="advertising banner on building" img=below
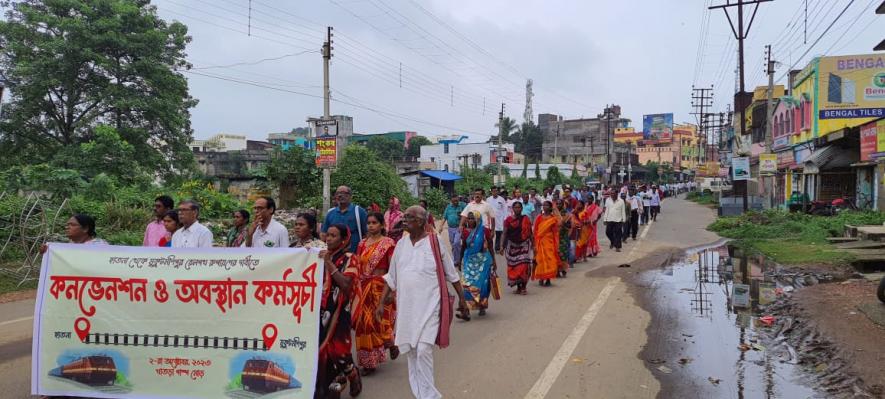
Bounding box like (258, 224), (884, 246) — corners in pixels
(642, 113), (674, 141)
(759, 154), (777, 174)
(818, 54), (885, 120)
(32, 244), (321, 399)
(732, 156), (750, 181)
(861, 122), (878, 161)
(315, 136), (337, 168)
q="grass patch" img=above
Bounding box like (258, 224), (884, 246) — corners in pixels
(0, 272), (37, 295)
(709, 209), (885, 265)
(686, 191), (719, 206)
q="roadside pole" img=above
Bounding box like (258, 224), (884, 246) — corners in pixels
(321, 27), (333, 215)
(498, 103), (505, 186)
(764, 45), (776, 210)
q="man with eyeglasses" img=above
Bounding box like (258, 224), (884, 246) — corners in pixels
(245, 196), (289, 248)
(171, 199), (214, 248)
(322, 185), (368, 253)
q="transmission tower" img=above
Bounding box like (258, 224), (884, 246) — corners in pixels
(524, 79), (534, 125)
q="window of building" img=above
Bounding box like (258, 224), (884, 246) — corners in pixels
(443, 143), (449, 154)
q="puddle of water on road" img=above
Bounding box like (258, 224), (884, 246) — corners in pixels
(642, 243), (818, 398)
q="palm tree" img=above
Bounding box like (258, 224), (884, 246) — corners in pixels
(491, 116), (518, 143)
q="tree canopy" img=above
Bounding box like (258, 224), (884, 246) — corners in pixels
(365, 136), (404, 163)
(332, 145), (414, 208)
(0, 0), (196, 180)
(257, 146), (320, 208)
(405, 135), (432, 158)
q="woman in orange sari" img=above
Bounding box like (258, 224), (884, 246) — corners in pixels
(532, 200), (560, 287)
(353, 212), (398, 376)
(582, 199), (603, 257)
(574, 201), (589, 262)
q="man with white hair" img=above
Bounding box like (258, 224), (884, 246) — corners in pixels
(377, 205), (468, 399)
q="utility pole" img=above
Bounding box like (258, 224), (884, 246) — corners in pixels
(321, 26), (333, 215)
(498, 103), (505, 186)
(764, 44), (776, 209)
(691, 86), (714, 173)
(710, 0), (773, 212)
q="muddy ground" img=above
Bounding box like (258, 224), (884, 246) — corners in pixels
(610, 242), (885, 398)
(791, 279), (885, 396)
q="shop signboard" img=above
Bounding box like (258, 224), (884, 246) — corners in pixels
(642, 113), (673, 141)
(732, 157), (750, 181)
(759, 154), (777, 174)
(777, 150), (796, 169)
(772, 135), (791, 150)
(861, 122), (878, 161)
(315, 136), (337, 168)
(817, 54), (885, 124)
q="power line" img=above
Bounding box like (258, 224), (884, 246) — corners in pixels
(776, 0), (857, 83)
(190, 50), (318, 70)
(183, 70), (493, 137)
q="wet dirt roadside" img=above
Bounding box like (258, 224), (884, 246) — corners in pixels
(619, 241), (884, 399)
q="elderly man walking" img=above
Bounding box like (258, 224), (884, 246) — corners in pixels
(377, 205), (468, 399)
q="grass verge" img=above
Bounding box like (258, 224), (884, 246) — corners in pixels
(708, 209), (885, 265)
(686, 191), (719, 206)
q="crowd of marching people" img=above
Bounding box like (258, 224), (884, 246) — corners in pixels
(44, 180), (691, 399)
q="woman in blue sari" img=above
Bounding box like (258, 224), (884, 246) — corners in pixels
(460, 212), (495, 317)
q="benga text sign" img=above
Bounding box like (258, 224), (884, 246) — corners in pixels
(32, 244), (322, 399)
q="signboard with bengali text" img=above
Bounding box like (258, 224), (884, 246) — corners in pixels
(315, 136), (337, 168)
(861, 122), (878, 161)
(759, 154), (777, 174)
(32, 244), (321, 399)
(642, 113), (674, 141)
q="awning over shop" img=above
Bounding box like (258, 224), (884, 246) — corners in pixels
(802, 145), (858, 174)
(419, 170), (463, 181)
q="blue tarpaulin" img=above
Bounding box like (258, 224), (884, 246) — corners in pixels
(420, 170), (463, 181)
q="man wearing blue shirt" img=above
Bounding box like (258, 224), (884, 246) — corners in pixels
(322, 185), (368, 253)
(442, 194), (466, 265)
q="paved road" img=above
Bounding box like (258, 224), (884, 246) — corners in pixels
(0, 196), (719, 398)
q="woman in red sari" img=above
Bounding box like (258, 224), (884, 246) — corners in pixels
(317, 224), (361, 399)
(384, 196), (404, 242)
(353, 213), (398, 376)
(501, 201), (533, 294)
(582, 199), (603, 257)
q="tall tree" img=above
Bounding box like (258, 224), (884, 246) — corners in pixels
(332, 145), (413, 208)
(515, 122), (543, 162)
(366, 136), (404, 163)
(491, 116), (517, 143)
(0, 0), (196, 179)
(405, 135), (432, 158)
(259, 146), (320, 208)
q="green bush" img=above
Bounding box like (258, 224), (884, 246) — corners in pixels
(422, 187), (449, 215)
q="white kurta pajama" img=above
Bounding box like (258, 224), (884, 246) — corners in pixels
(384, 234), (460, 399)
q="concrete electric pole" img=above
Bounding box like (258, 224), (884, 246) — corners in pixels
(764, 44), (776, 209)
(321, 26), (333, 215)
(710, 0), (773, 212)
(498, 103), (506, 186)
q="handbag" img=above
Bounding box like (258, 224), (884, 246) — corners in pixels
(490, 270), (502, 300)
(427, 228), (455, 349)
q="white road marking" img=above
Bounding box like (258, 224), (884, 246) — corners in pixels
(0, 316), (33, 327)
(523, 278), (620, 399)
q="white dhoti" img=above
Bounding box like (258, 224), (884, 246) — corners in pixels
(407, 342), (441, 399)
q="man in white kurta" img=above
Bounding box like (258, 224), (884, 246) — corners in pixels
(382, 206), (465, 399)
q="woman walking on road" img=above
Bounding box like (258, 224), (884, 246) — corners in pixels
(353, 213), (399, 376)
(581, 200), (603, 258)
(460, 212), (495, 316)
(316, 224), (361, 399)
(501, 201), (533, 295)
(556, 199), (575, 277)
(532, 201), (560, 287)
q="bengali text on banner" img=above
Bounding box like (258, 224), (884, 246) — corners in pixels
(31, 244), (322, 399)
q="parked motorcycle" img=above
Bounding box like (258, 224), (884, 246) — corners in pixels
(806, 197), (857, 217)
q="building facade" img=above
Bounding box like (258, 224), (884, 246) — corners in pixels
(419, 139), (516, 173)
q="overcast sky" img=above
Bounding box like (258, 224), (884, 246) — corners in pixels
(152, 0), (884, 142)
